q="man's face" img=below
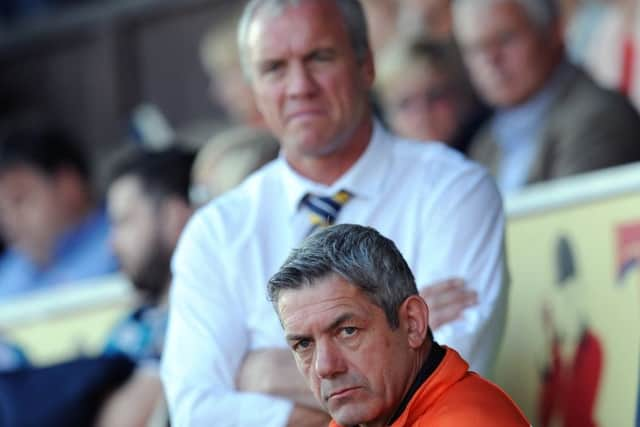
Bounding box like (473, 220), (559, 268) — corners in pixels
(0, 166), (66, 263)
(278, 275), (416, 426)
(454, 0), (559, 107)
(245, 0), (374, 164)
(107, 176), (171, 301)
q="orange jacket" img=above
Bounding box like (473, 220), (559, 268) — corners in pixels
(330, 347), (530, 427)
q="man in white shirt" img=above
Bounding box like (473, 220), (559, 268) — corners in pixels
(161, 1), (508, 426)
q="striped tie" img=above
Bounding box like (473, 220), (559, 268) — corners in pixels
(301, 190), (352, 234)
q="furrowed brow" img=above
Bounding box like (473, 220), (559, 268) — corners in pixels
(326, 313), (355, 333)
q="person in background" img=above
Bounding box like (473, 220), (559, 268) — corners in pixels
(375, 36), (488, 152)
(268, 224), (530, 427)
(398, 0), (454, 41)
(161, 0), (506, 425)
(190, 126), (279, 206)
(0, 124), (118, 299)
(453, 0), (640, 193)
(96, 146), (195, 427)
(199, 2), (266, 129)
(360, 0), (399, 54)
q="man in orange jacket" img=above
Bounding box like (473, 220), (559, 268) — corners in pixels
(268, 224), (530, 427)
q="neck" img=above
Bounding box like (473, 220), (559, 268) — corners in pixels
(366, 341), (434, 427)
(287, 117), (373, 186)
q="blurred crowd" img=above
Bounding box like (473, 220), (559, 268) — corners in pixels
(0, 0), (639, 426)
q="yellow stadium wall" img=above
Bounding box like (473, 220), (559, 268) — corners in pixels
(496, 163), (640, 426)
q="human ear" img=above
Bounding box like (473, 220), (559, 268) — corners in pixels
(401, 295), (429, 349)
(360, 51), (376, 89)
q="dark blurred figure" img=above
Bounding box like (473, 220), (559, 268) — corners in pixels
(0, 125), (118, 299)
(376, 37), (489, 152)
(96, 145), (195, 427)
(453, 0), (640, 193)
(0, 0), (87, 23)
(0, 354), (135, 427)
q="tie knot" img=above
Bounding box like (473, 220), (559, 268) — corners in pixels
(301, 190), (352, 229)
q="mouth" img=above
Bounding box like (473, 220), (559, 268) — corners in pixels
(286, 109), (325, 122)
(327, 386), (361, 401)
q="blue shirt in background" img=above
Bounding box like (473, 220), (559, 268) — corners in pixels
(0, 207), (118, 299)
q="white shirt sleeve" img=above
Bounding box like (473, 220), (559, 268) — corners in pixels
(161, 212), (294, 426)
(424, 168), (508, 378)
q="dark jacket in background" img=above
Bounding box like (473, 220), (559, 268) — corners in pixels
(470, 65), (640, 185)
(0, 354), (134, 427)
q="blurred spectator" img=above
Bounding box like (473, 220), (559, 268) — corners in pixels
(0, 354), (135, 427)
(361, 0), (399, 53)
(199, 2), (266, 128)
(376, 36), (489, 151)
(97, 146), (195, 427)
(566, 0), (640, 111)
(398, 0), (454, 41)
(453, 0), (640, 193)
(0, 125), (118, 299)
(190, 126), (279, 206)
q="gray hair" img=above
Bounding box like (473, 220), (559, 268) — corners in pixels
(454, 0), (558, 30)
(238, 0), (371, 80)
(267, 224), (417, 329)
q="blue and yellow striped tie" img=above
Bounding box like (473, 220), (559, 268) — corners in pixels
(301, 190), (352, 234)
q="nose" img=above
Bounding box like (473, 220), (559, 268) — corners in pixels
(286, 62), (318, 99)
(314, 339), (347, 379)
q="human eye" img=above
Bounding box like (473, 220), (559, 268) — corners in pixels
(309, 49), (335, 63)
(259, 60), (284, 77)
(292, 338), (313, 353)
(339, 326), (358, 338)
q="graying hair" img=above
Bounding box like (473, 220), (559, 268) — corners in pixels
(267, 224), (417, 329)
(454, 0), (558, 30)
(237, 0), (371, 80)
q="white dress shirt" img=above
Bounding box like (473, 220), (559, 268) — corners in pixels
(162, 122), (508, 426)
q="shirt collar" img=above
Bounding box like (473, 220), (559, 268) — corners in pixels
(281, 119), (392, 218)
(492, 60), (572, 153)
(386, 340), (446, 425)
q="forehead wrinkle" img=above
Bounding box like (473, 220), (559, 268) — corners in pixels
(247, 2), (348, 65)
(280, 293), (369, 336)
(285, 312), (356, 342)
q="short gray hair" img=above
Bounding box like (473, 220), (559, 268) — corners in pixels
(267, 224), (417, 329)
(454, 0), (558, 30)
(238, 0), (371, 79)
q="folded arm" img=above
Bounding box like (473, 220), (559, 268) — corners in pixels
(423, 170), (508, 377)
(161, 214), (295, 427)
